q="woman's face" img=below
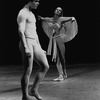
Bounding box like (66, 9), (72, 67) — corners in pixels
(54, 7), (62, 16)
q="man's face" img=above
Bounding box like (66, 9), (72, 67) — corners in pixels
(31, 0), (40, 9)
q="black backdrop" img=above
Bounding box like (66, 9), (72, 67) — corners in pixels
(1, 0), (100, 65)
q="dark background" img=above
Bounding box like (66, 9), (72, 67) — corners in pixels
(1, 0), (100, 66)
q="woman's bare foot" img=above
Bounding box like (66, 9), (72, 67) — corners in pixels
(63, 70), (67, 79)
(53, 75), (64, 81)
(29, 89), (42, 100)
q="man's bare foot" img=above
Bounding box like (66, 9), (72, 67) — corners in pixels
(22, 95), (34, 100)
(29, 89), (42, 100)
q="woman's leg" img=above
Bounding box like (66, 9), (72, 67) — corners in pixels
(53, 55), (64, 81)
(56, 55), (63, 76)
(56, 38), (67, 78)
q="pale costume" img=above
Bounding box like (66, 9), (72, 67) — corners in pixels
(42, 17), (78, 58)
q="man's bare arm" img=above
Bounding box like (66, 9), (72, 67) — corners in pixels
(17, 15), (29, 50)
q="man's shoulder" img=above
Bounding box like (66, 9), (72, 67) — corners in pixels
(18, 8), (28, 17)
(17, 8), (28, 22)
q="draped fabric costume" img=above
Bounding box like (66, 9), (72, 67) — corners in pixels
(42, 18), (78, 61)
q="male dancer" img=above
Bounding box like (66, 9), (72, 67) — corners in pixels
(17, 0), (49, 100)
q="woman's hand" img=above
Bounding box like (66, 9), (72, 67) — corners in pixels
(53, 23), (60, 29)
(72, 17), (75, 21)
(38, 15), (42, 20)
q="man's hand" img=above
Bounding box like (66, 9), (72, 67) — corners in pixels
(25, 48), (31, 57)
(43, 50), (46, 54)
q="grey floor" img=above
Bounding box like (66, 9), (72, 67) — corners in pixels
(0, 63), (100, 100)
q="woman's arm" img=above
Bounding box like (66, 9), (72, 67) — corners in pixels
(60, 17), (75, 24)
(38, 15), (52, 22)
(60, 17), (76, 28)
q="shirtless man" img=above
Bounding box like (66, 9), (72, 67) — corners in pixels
(17, 0), (49, 100)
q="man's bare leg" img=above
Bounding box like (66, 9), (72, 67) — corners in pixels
(29, 66), (48, 100)
(19, 42), (34, 100)
(29, 48), (49, 100)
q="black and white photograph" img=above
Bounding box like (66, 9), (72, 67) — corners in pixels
(0, 0), (100, 100)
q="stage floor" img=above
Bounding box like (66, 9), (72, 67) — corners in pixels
(0, 63), (100, 100)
